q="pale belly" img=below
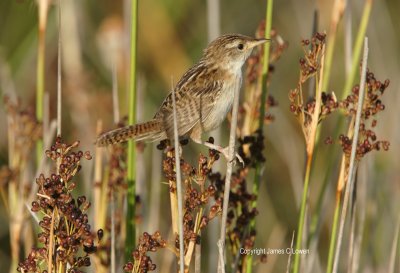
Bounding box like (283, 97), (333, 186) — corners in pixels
(203, 77), (240, 132)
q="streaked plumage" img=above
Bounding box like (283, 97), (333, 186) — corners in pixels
(96, 34), (267, 147)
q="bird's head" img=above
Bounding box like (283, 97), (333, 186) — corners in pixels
(202, 34), (269, 72)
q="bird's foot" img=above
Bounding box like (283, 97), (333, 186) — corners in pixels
(204, 142), (244, 166)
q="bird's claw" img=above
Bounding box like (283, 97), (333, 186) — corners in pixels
(220, 147), (244, 167)
(235, 153), (245, 166)
(203, 141), (244, 167)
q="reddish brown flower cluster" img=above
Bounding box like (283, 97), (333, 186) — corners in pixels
(338, 70), (390, 160)
(17, 137), (99, 273)
(181, 152), (223, 244)
(205, 129), (269, 269)
(340, 71), (389, 118)
(299, 33), (326, 82)
(125, 140), (226, 270)
(162, 141), (223, 249)
(123, 232), (166, 273)
(320, 92), (339, 118)
(289, 32), (329, 123)
(209, 166), (260, 268)
(238, 129), (266, 167)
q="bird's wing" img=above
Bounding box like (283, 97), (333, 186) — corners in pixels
(154, 62), (223, 138)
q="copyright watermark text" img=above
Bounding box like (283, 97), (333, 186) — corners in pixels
(239, 247), (310, 255)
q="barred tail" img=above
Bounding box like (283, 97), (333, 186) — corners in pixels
(96, 119), (163, 146)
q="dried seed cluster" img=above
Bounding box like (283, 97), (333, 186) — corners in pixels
(18, 137), (99, 273)
(123, 232), (166, 273)
(209, 164), (260, 268)
(162, 139), (223, 251)
(338, 70), (390, 160)
(288, 34), (390, 176)
(206, 131), (268, 268)
(128, 139), (226, 271)
(238, 129), (266, 167)
(289, 32), (334, 135)
(299, 33), (326, 83)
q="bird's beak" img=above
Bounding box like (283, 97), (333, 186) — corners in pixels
(249, 38), (270, 48)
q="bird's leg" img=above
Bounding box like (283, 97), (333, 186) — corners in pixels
(191, 137), (244, 165)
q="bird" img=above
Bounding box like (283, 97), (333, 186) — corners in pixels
(96, 34), (268, 161)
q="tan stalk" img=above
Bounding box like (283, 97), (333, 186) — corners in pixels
(47, 210), (56, 273)
(171, 79), (185, 273)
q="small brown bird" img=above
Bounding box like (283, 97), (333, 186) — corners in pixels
(96, 34), (268, 161)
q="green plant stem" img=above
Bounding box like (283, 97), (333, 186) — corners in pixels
(247, 1), (273, 272)
(258, 0), (273, 132)
(293, 42), (325, 273)
(36, 14), (46, 165)
(326, 192), (341, 273)
(307, 148), (337, 247)
(341, 0), (372, 100)
(321, 0), (345, 92)
(125, 0), (138, 260)
(292, 151), (313, 273)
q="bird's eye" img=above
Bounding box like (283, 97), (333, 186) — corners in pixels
(237, 43), (244, 50)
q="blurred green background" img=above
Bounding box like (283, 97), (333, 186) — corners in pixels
(0, 0), (399, 272)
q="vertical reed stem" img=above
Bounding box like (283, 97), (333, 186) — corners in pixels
(171, 80), (185, 273)
(125, 0), (138, 259)
(217, 33), (246, 273)
(341, 0), (372, 100)
(57, 0), (62, 136)
(247, 1), (273, 272)
(36, 0), (50, 164)
(293, 46), (325, 273)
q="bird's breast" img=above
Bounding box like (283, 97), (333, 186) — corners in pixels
(203, 73), (241, 131)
